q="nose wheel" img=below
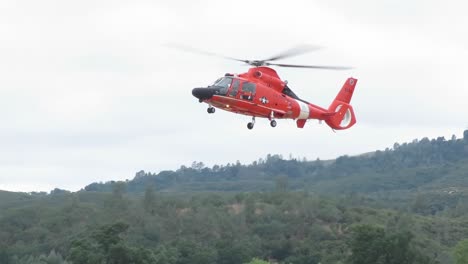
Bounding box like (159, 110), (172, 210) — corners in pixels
(207, 107), (215, 114)
(270, 120), (277, 127)
(247, 117), (255, 130)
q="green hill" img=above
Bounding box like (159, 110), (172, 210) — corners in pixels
(1, 189), (466, 264)
(1, 130), (468, 263)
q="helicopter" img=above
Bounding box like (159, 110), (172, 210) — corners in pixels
(182, 45), (358, 130)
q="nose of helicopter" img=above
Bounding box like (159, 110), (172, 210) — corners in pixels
(192, 87), (217, 101)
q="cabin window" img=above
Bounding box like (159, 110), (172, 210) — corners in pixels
(242, 82), (256, 93)
(241, 81), (256, 101)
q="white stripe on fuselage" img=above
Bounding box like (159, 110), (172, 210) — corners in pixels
(295, 99), (310, 119)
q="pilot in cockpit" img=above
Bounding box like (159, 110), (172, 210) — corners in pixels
(212, 77), (233, 95)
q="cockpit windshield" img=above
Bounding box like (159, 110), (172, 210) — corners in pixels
(213, 77), (232, 88)
(211, 77), (232, 95)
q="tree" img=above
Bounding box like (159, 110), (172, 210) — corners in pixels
(454, 239), (468, 264)
(348, 224), (427, 264)
(191, 161), (205, 171)
(69, 222), (157, 264)
(381, 231), (415, 264)
(39, 249), (71, 264)
(275, 176), (289, 193)
(217, 239), (260, 264)
(112, 182), (126, 200)
(284, 242), (320, 264)
(0, 248), (10, 264)
(464, 130), (468, 142)
(9, 251), (71, 264)
(154, 246), (179, 264)
(69, 240), (103, 264)
(134, 170), (146, 179)
(105, 182), (128, 211)
(175, 240), (217, 264)
(50, 188), (70, 195)
(348, 225), (386, 264)
(244, 196), (256, 224)
(245, 258), (269, 264)
(94, 222), (128, 251)
(143, 185), (157, 215)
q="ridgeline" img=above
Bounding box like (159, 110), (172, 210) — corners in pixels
(87, 131), (468, 199)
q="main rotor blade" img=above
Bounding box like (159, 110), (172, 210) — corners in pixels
(263, 45), (321, 62)
(166, 43), (248, 63)
(266, 62), (352, 70)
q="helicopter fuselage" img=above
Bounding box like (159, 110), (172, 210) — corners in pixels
(192, 66), (357, 130)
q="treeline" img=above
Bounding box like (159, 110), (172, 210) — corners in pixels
(1, 189), (467, 263)
(84, 131), (468, 195)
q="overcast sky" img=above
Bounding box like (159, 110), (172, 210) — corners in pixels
(0, 0), (467, 192)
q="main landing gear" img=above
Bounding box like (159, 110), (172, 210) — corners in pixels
(247, 116), (277, 130)
(247, 117), (255, 130)
(207, 106), (215, 114)
(269, 111), (277, 128)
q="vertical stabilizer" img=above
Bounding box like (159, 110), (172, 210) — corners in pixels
(325, 78), (357, 130)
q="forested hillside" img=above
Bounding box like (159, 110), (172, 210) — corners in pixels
(87, 131), (468, 208)
(1, 131), (468, 264)
(2, 189), (468, 263)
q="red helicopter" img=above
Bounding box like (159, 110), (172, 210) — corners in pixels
(185, 45), (357, 130)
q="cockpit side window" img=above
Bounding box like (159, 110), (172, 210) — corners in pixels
(229, 79), (240, 97)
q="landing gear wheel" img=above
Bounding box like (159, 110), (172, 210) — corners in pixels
(207, 107), (215, 114)
(247, 117), (256, 130)
(270, 120), (277, 127)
